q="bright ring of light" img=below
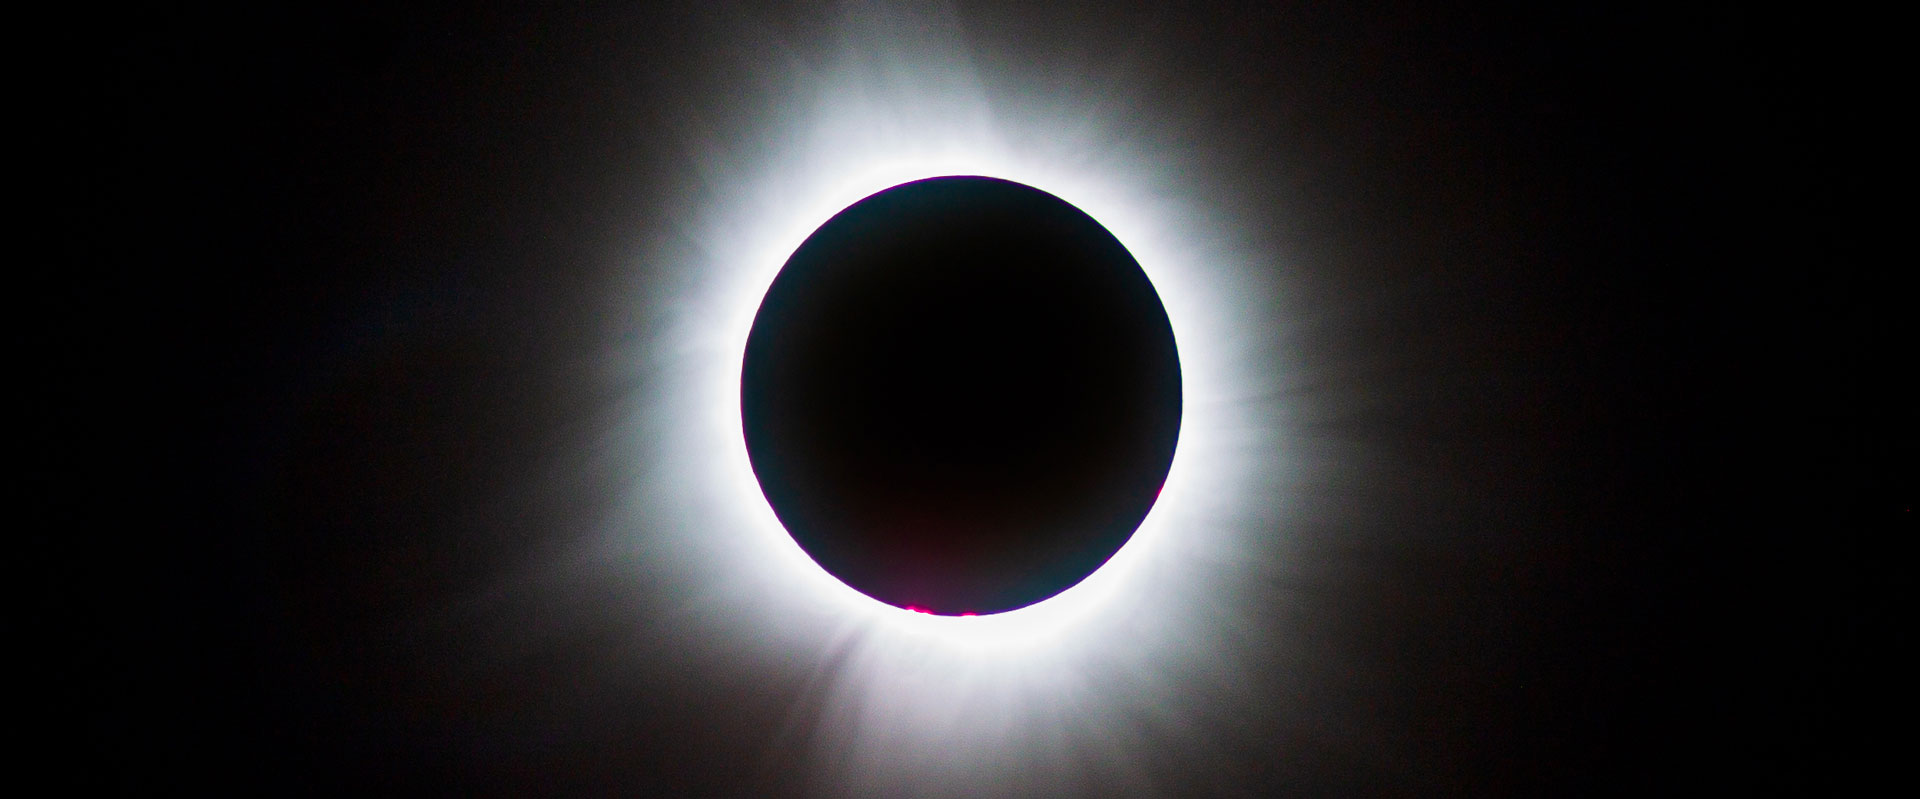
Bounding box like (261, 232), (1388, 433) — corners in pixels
(626, 16), (1274, 792)
(716, 160), (1218, 643)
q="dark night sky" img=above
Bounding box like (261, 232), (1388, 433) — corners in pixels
(50, 2), (1904, 794)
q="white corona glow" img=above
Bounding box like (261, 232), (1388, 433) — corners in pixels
(701, 162), (1232, 646)
(613, 5), (1284, 794)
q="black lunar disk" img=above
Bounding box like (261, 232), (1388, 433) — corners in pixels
(741, 176), (1182, 615)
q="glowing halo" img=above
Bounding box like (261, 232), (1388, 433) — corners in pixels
(708, 163), (1220, 640)
(611, 8), (1285, 794)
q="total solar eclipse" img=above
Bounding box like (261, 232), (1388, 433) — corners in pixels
(741, 176), (1182, 615)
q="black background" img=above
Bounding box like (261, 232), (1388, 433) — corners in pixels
(51, 2), (1904, 794)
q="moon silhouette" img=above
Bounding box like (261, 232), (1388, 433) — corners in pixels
(741, 176), (1182, 615)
